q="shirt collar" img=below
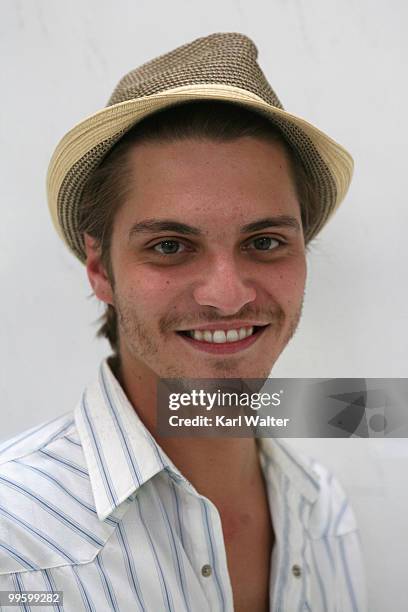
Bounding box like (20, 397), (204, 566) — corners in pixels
(76, 359), (320, 520)
(258, 437), (320, 504)
(75, 359), (183, 520)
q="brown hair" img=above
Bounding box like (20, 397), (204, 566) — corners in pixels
(78, 100), (319, 354)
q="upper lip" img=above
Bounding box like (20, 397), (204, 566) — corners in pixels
(176, 322), (270, 332)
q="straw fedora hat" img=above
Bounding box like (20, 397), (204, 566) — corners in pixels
(47, 32), (353, 262)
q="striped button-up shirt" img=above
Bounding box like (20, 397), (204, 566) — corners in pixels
(0, 360), (367, 611)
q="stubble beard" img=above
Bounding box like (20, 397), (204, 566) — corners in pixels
(114, 292), (304, 380)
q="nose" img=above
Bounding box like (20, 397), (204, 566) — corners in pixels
(193, 253), (256, 315)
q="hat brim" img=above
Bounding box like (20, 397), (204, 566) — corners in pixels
(47, 83), (353, 261)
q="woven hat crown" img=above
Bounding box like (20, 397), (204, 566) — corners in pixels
(47, 32), (353, 262)
(107, 33), (284, 110)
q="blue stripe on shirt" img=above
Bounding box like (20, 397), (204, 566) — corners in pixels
(0, 505), (76, 564)
(99, 367), (143, 487)
(81, 392), (118, 507)
(0, 475), (105, 548)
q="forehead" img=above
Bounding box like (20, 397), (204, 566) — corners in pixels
(115, 136), (301, 229)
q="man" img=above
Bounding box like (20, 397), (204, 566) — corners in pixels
(0, 33), (366, 611)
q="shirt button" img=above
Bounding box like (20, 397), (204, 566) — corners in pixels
(201, 564), (212, 577)
(292, 564), (302, 578)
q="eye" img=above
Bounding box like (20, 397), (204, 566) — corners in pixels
(153, 239), (186, 255)
(246, 236), (283, 251)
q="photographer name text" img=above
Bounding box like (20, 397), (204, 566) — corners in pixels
(168, 414), (290, 427)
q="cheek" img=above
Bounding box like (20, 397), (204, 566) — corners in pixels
(262, 258), (306, 304)
(115, 266), (182, 315)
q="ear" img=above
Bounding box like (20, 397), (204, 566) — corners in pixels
(84, 233), (114, 305)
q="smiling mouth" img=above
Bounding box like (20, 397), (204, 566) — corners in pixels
(177, 325), (268, 345)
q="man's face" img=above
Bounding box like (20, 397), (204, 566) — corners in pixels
(88, 136), (307, 380)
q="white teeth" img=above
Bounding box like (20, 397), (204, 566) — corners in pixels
(244, 327), (254, 338)
(226, 330), (239, 342)
(213, 330), (227, 343)
(188, 327), (255, 343)
(239, 327), (247, 340)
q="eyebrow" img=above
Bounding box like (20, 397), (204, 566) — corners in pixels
(240, 216), (301, 233)
(128, 216), (301, 239)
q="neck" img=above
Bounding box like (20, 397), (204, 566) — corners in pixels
(110, 353), (265, 507)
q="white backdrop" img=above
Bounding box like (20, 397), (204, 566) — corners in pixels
(1, 1), (407, 609)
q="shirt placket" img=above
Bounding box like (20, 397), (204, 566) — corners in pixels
(178, 478), (234, 612)
(265, 464), (312, 611)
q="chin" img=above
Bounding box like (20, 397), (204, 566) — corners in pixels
(191, 360), (275, 381)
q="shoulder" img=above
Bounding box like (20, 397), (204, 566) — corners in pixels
(0, 411), (75, 465)
(0, 411), (104, 576)
(270, 438), (359, 536)
(264, 438), (359, 536)
(0, 411), (84, 525)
